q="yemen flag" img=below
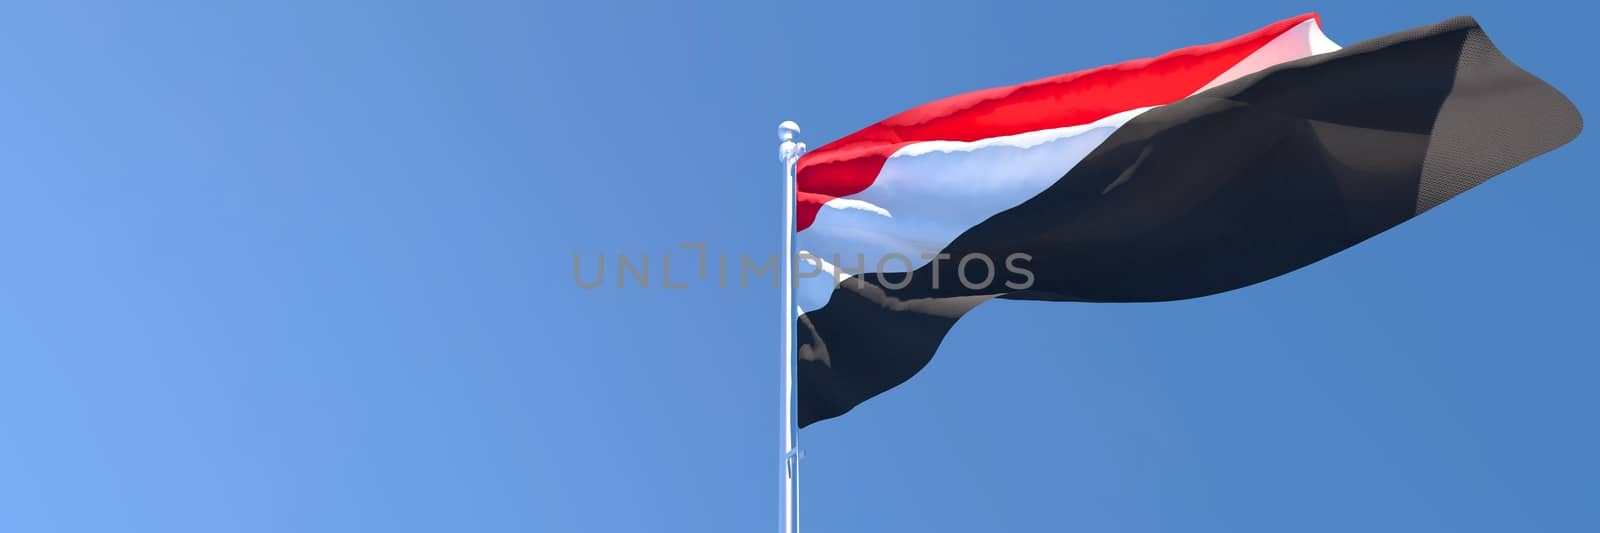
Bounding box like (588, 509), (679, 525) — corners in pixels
(795, 14), (1581, 427)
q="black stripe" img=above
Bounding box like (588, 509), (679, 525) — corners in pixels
(798, 16), (1581, 428)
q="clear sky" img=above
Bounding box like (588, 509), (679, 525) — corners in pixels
(0, 1), (1595, 532)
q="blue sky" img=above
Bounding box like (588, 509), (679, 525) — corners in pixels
(0, 1), (1595, 531)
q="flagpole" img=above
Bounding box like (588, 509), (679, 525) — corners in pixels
(778, 120), (805, 533)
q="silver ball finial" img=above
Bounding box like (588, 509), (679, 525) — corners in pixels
(778, 120), (806, 164)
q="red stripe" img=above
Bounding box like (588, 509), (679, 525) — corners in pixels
(796, 13), (1320, 231)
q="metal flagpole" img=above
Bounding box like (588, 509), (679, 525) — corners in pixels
(778, 120), (805, 533)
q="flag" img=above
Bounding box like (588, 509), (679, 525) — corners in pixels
(795, 14), (1581, 427)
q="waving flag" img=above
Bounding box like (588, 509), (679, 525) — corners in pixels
(795, 14), (1581, 427)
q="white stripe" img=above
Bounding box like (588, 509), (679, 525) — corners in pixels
(796, 107), (1148, 313)
(1196, 19), (1340, 93)
(796, 21), (1341, 314)
(822, 197), (893, 218)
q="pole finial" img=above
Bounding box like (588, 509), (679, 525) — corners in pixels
(778, 121), (806, 165)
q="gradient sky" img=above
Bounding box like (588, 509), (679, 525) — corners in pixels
(1, 1), (1595, 532)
